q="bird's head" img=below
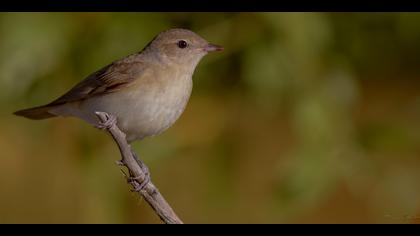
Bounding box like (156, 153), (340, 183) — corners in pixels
(146, 28), (223, 68)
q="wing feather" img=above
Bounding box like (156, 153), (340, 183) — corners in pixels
(47, 54), (144, 106)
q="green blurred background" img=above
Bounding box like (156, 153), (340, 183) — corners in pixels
(1, 12), (420, 223)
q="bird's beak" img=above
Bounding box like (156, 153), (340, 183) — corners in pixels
(204, 43), (224, 52)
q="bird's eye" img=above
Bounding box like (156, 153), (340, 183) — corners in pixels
(177, 40), (188, 49)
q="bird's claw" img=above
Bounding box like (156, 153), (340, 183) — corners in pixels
(94, 112), (117, 130)
(127, 156), (151, 192)
(128, 172), (151, 192)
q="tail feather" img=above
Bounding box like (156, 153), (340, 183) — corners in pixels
(14, 105), (57, 120)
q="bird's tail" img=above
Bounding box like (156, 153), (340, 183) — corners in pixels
(14, 105), (57, 120)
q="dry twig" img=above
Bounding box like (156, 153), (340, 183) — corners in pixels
(95, 111), (183, 224)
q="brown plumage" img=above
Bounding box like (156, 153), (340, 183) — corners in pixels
(14, 28), (223, 142)
(14, 54), (144, 119)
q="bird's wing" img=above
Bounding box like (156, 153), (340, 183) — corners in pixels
(47, 55), (144, 106)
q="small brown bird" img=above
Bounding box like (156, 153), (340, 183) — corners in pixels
(14, 28), (223, 142)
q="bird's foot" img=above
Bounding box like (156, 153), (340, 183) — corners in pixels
(128, 150), (151, 192)
(94, 112), (117, 130)
(128, 172), (151, 192)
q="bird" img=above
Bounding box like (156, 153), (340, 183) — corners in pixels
(14, 28), (223, 143)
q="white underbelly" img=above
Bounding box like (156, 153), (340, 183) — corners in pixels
(84, 79), (192, 142)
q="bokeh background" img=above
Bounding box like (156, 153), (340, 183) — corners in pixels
(1, 12), (420, 224)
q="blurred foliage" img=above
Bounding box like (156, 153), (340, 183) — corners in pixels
(1, 12), (420, 223)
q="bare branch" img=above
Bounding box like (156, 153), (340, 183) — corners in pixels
(95, 111), (183, 224)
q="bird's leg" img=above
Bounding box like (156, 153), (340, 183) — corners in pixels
(94, 112), (117, 130)
(127, 150), (151, 192)
(95, 113), (127, 168)
(95, 111), (150, 191)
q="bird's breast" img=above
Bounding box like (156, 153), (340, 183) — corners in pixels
(108, 69), (193, 141)
(78, 65), (194, 142)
